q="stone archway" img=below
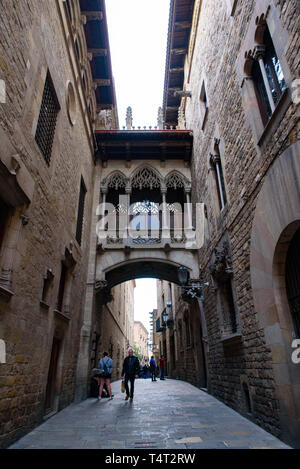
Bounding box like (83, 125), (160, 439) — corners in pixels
(250, 141), (300, 447)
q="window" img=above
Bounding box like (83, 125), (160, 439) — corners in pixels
(76, 177), (87, 245)
(199, 81), (208, 130)
(41, 269), (54, 305)
(210, 141), (227, 212)
(65, 0), (72, 22)
(220, 278), (237, 334)
(285, 227), (300, 339)
(0, 199), (10, 253)
(35, 71), (60, 166)
(56, 262), (67, 312)
(252, 24), (286, 127)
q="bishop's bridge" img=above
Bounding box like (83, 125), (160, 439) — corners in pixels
(92, 108), (207, 302)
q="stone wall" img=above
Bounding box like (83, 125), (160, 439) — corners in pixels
(134, 321), (149, 362)
(0, 0), (96, 448)
(181, 0), (299, 444)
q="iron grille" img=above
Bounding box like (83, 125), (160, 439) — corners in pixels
(35, 71), (60, 166)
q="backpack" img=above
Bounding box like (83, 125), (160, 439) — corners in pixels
(100, 358), (110, 377)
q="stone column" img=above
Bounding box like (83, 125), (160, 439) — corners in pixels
(185, 188), (193, 229)
(209, 154), (225, 210)
(125, 185), (131, 241)
(161, 186), (170, 240)
(99, 188), (107, 231)
(75, 164), (102, 402)
(254, 45), (276, 113)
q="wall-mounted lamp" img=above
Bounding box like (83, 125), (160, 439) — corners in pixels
(177, 266), (209, 300)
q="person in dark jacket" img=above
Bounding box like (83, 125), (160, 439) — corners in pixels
(121, 347), (140, 402)
(149, 356), (157, 381)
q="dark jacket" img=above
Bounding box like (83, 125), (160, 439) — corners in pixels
(122, 356), (140, 377)
(150, 358), (156, 370)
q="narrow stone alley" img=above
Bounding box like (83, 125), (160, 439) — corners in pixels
(9, 379), (290, 450)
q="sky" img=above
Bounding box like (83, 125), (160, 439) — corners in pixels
(105, 1), (170, 334)
(105, 0), (170, 129)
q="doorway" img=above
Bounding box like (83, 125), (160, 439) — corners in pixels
(285, 227), (300, 338)
(45, 337), (60, 415)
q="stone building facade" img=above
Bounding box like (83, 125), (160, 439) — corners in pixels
(134, 321), (149, 363)
(0, 0), (120, 449)
(0, 0), (299, 451)
(154, 279), (207, 387)
(163, 0), (300, 448)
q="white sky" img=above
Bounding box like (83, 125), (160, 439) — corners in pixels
(134, 278), (157, 336)
(105, 0), (170, 128)
(105, 0), (170, 334)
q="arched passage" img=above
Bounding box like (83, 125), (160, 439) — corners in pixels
(250, 141), (300, 447)
(105, 259), (189, 289)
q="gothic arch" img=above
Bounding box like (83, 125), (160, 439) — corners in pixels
(102, 171), (127, 191)
(130, 164), (162, 190)
(250, 140), (300, 447)
(165, 170), (190, 190)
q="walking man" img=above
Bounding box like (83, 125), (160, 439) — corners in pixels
(159, 355), (166, 380)
(121, 347), (140, 402)
(149, 355), (157, 381)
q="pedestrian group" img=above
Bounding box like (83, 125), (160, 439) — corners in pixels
(95, 348), (167, 402)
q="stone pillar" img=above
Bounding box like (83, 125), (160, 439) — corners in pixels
(161, 186), (170, 240)
(210, 154), (225, 210)
(185, 189), (193, 229)
(99, 189), (107, 231)
(126, 106), (133, 130)
(125, 185), (131, 241)
(254, 45), (276, 112)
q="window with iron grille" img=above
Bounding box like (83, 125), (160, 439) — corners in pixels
(75, 177), (87, 245)
(35, 71), (60, 166)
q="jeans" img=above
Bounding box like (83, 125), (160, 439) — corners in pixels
(160, 368), (165, 379)
(124, 375), (135, 398)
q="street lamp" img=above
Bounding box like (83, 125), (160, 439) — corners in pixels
(161, 308), (168, 326)
(178, 266), (189, 285)
(177, 266), (209, 300)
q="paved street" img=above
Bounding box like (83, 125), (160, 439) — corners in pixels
(9, 378), (290, 449)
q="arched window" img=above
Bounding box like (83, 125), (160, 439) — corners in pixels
(252, 23), (286, 126)
(210, 140), (227, 212)
(166, 172), (186, 238)
(131, 167), (162, 237)
(285, 227), (300, 339)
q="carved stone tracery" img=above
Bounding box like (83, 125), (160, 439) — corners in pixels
(209, 240), (233, 281)
(166, 172), (185, 190)
(131, 167), (161, 190)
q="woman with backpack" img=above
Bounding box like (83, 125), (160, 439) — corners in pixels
(98, 351), (113, 401)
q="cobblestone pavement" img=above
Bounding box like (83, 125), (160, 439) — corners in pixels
(10, 378), (290, 449)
